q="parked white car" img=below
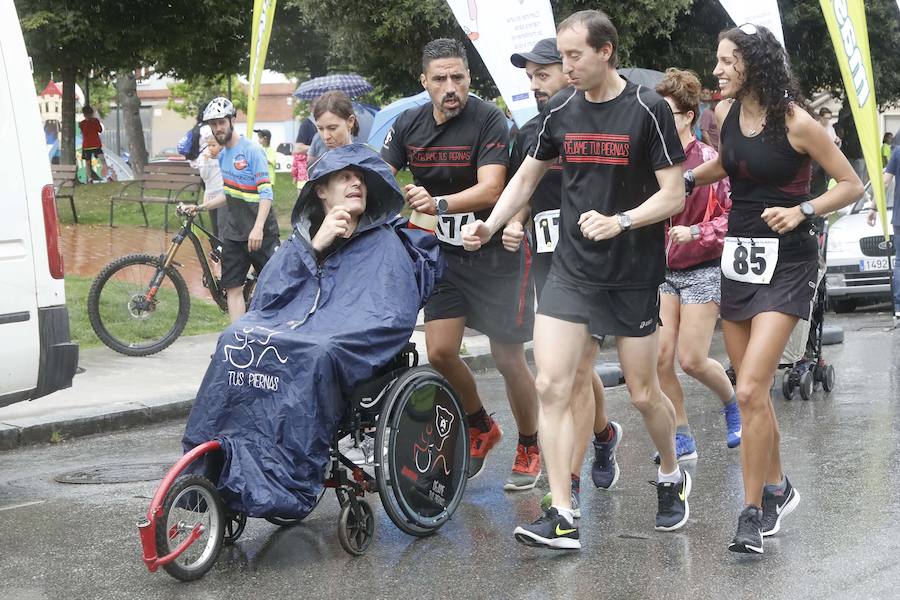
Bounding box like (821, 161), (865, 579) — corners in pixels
(0, 0), (79, 407)
(825, 185), (895, 313)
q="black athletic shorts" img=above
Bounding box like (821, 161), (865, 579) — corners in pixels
(532, 251), (553, 302)
(82, 147), (103, 160)
(221, 237), (280, 290)
(537, 273), (661, 338)
(424, 244), (534, 344)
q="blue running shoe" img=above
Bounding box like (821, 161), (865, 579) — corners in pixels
(652, 433), (698, 464)
(675, 433), (698, 461)
(722, 402), (742, 448)
(591, 421), (622, 489)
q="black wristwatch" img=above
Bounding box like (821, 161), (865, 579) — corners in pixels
(799, 201), (815, 218)
(684, 170), (696, 196)
(616, 212), (633, 232)
(434, 196), (449, 215)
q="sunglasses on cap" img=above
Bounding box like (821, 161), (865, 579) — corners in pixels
(738, 23), (758, 35)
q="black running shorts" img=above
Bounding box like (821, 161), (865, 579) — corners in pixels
(537, 274), (661, 338)
(424, 244), (534, 344)
(220, 237), (280, 290)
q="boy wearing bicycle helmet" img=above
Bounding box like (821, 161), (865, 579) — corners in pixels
(200, 97), (280, 321)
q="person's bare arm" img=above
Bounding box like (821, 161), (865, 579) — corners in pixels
(762, 107), (863, 234)
(405, 164), (507, 215)
(693, 100), (732, 185)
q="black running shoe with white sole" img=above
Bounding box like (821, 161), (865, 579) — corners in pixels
(654, 469), (691, 531)
(761, 477), (800, 537)
(729, 505), (764, 554)
(514, 507), (581, 550)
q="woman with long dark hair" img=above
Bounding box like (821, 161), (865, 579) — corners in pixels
(690, 24), (862, 554)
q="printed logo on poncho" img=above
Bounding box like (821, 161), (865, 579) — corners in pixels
(222, 326), (287, 391)
(233, 153), (248, 170)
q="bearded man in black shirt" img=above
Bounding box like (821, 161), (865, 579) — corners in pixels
(463, 11), (690, 549)
(382, 39), (540, 491)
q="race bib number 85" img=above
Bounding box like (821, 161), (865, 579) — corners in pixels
(721, 236), (779, 284)
(533, 209), (560, 253)
(435, 212), (476, 246)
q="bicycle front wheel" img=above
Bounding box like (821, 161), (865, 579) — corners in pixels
(87, 253), (191, 356)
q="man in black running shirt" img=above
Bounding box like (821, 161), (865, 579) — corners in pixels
(463, 11), (689, 550)
(505, 38), (623, 514)
(382, 39), (540, 491)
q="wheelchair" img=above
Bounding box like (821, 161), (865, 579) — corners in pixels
(137, 343), (469, 582)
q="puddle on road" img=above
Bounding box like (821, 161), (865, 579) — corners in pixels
(54, 462), (172, 484)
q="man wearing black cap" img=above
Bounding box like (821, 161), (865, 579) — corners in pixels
(254, 128), (277, 188)
(505, 37), (623, 522)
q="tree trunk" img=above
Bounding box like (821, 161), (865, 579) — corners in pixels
(60, 64), (76, 165)
(116, 72), (148, 176)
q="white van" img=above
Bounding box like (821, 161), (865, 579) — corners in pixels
(0, 0), (78, 407)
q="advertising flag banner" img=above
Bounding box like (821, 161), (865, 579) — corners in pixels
(821, 0), (888, 236)
(718, 0), (786, 47)
(246, 0), (277, 134)
(445, 0), (556, 127)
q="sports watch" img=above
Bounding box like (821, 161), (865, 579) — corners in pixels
(690, 224), (701, 239)
(684, 170), (696, 196)
(799, 201), (815, 218)
(434, 196), (449, 215)
(616, 212), (633, 232)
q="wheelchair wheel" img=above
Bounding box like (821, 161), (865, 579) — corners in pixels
(375, 366), (468, 538)
(781, 371), (794, 401)
(223, 512), (247, 546)
(337, 499), (375, 556)
(799, 370), (814, 401)
(155, 474), (224, 582)
(822, 364), (836, 393)
(264, 487), (326, 527)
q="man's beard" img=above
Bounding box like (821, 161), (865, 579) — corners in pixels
(439, 94), (465, 119)
(535, 95), (549, 111)
(214, 125), (233, 146)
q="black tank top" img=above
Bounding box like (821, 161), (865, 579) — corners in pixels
(720, 101), (816, 261)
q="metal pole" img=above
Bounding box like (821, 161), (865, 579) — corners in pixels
(84, 75), (90, 107)
(227, 76), (232, 100)
(115, 89), (121, 155)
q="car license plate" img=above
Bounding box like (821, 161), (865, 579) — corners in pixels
(859, 256), (896, 271)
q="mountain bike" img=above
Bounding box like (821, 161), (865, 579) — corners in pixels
(87, 204), (255, 356)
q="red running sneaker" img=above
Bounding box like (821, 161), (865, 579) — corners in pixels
(467, 418), (502, 479)
(504, 444), (541, 491)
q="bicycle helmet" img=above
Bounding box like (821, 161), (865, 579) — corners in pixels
(202, 97), (236, 122)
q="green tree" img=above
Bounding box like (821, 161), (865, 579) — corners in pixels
(166, 75), (249, 120)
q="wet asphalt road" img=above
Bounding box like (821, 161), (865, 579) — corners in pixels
(1, 309), (898, 599)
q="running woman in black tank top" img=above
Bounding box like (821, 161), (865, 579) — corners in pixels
(688, 24), (862, 555)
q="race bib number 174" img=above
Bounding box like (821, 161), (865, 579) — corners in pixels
(721, 236), (779, 284)
(435, 212), (476, 246)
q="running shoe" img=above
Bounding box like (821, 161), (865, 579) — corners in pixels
(729, 505), (764, 554)
(722, 402), (742, 448)
(591, 421), (622, 489)
(467, 417), (502, 479)
(654, 468), (691, 531)
(513, 507), (580, 550)
(761, 477), (800, 537)
(651, 433), (698, 464)
(540, 489), (581, 519)
(504, 444), (541, 491)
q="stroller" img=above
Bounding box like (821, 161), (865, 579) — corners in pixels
(780, 216), (836, 400)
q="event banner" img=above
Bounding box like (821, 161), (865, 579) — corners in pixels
(445, 0), (556, 127)
(246, 0), (277, 134)
(821, 0), (888, 236)
(717, 0), (786, 47)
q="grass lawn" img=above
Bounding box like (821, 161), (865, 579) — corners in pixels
(61, 170), (415, 237)
(66, 274), (230, 350)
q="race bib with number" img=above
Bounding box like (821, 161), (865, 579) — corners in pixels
(533, 209), (560, 253)
(435, 212), (477, 246)
(721, 236), (779, 284)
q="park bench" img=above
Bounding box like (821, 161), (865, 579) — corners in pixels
(109, 161), (203, 230)
(51, 164), (78, 223)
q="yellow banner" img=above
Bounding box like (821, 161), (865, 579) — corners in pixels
(246, 0), (278, 134)
(820, 0), (888, 238)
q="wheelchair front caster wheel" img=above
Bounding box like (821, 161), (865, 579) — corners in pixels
(223, 512), (247, 546)
(338, 499), (374, 556)
(799, 371), (814, 401)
